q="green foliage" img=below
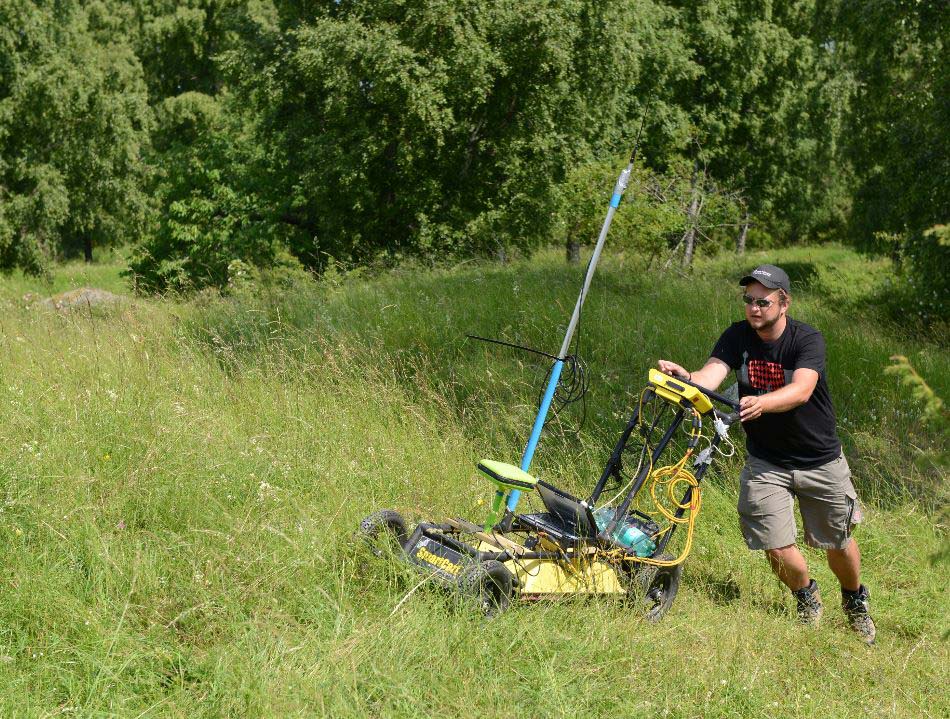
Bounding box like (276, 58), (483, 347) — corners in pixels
(884, 353), (948, 498)
(885, 355), (947, 426)
(222, 1), (674, 271)
(871, 224), (950, 326)
(0, 0), (151, 272)
(904, 225), (950, 323)
(86, 0), (248, 103)
(554, 160), (744, 263)
(554, 162), (648, 256)
(825, 1), (949, 244)
(127, 92), (278, 292)
(1, 0), (946, 287)
(660, 0), (854, 241)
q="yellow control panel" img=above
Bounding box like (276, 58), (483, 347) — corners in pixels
(648, 369), (714, 414)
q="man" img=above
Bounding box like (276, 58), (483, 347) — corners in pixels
(658, 264), (875, 643)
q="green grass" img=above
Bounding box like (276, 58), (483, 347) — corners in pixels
(0, 246), (946, 717)
(0, 257), (130, 299)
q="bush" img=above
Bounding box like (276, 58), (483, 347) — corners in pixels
(553, 160), (745, 265)
(875, 224), (950, 326)
(126, 93), (278, 293)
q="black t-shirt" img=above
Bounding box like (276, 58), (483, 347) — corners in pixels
(710, 318), (841, 469)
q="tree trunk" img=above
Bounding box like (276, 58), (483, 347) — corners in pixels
(84, 237), (93, 263)
(736, 211), (749, 255)
(495, 243), (507, 264)
(682, 164), (700, 268)
(566, 238), (580, 263)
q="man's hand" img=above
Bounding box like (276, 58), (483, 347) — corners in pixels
(739, 394), (767, 422)
(657, 360), (689, 380)
(739, 369), (820, 421)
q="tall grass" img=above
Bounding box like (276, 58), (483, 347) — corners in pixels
(0, 246), (946, 717)
(182, 245), (948, 505)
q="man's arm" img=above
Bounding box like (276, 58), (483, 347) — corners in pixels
(738, 368), (819, 421)
(657, 358), (731, 391)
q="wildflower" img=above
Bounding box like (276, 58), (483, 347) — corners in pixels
(257, 480), (277, 501)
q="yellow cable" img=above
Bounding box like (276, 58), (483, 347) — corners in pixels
(637, 459), (700, 567)
(602, 407), (704, 568)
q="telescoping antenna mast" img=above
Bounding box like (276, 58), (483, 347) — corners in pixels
(506, 125), (644, 512)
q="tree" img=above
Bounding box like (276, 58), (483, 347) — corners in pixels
(217, 0), (677, 272)
(555, 158), (743, 268)
(85, 0), (247, 104)
(815, 1), (949, 322)
(823, 0), (948, 243)
(0, 1), (151, 271)
(126, 91), (278, 292)
(656, 1), (854, 245)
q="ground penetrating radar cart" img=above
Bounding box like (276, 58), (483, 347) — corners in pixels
(360, 130), (740, 618)
(359, 371), (741, 619)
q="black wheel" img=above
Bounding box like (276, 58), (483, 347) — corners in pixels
(623, 553), (682, 622)
(458, 560), (514, 617)
(358, 509), (408, 558)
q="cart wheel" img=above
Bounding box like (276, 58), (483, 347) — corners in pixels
(459, 560), (514, 617)
(627, 553), (682, 622)
(358, 509), (408, 558)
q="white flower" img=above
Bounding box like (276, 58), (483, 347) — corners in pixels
(257, 480), (277, 501)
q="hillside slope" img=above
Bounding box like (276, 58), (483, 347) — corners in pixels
(0, 247), (946, 717)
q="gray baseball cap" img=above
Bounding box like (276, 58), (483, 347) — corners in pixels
(739, 264), (790, 293)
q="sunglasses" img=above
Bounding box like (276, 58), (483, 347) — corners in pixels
(742, 293), (777, 309)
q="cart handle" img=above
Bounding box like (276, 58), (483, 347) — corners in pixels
(713, 407), (742, 426)
(658, 371), (741, 415)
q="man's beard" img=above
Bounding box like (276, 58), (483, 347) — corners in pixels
(748, 313), (781, 332)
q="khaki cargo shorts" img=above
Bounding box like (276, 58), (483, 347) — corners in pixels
(737, 453), (863, 551)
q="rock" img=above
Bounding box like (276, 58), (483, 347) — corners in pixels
(40, 288), (127, 311)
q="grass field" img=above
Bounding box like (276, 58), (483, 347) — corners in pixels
(0, 246), (946, 717)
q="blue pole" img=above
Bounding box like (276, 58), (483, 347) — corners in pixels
(505, 128), (644, 512)
(507, 359), (564, 510)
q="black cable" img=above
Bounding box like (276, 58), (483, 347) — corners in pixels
(466, 332), (589, 432)
(538, 254), (596, 435)
(467, 253), (597, 436)
(541, 353), (589, 431)
(465, 334), (563, 362)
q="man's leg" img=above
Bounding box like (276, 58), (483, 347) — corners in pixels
(830, 538), (875, 643)
(765, 544), (822, 625)
(738, 458), (822, 625)
(796, 454), (875, 643)
(765, 544), (810, 591)
(737, 457), (802, 589)
(827, 537), (861, 592)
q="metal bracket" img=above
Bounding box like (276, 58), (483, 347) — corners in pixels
(714, 417), (730, 439)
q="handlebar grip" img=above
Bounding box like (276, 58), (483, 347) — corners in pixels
(662, 371), (741, 411)
(715, 409), (741, 425)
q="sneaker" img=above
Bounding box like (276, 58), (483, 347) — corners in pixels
(792, 579), (823, 626)
(842, 585), (876, 644)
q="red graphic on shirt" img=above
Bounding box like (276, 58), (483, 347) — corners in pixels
(748, 360), (786, 391)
